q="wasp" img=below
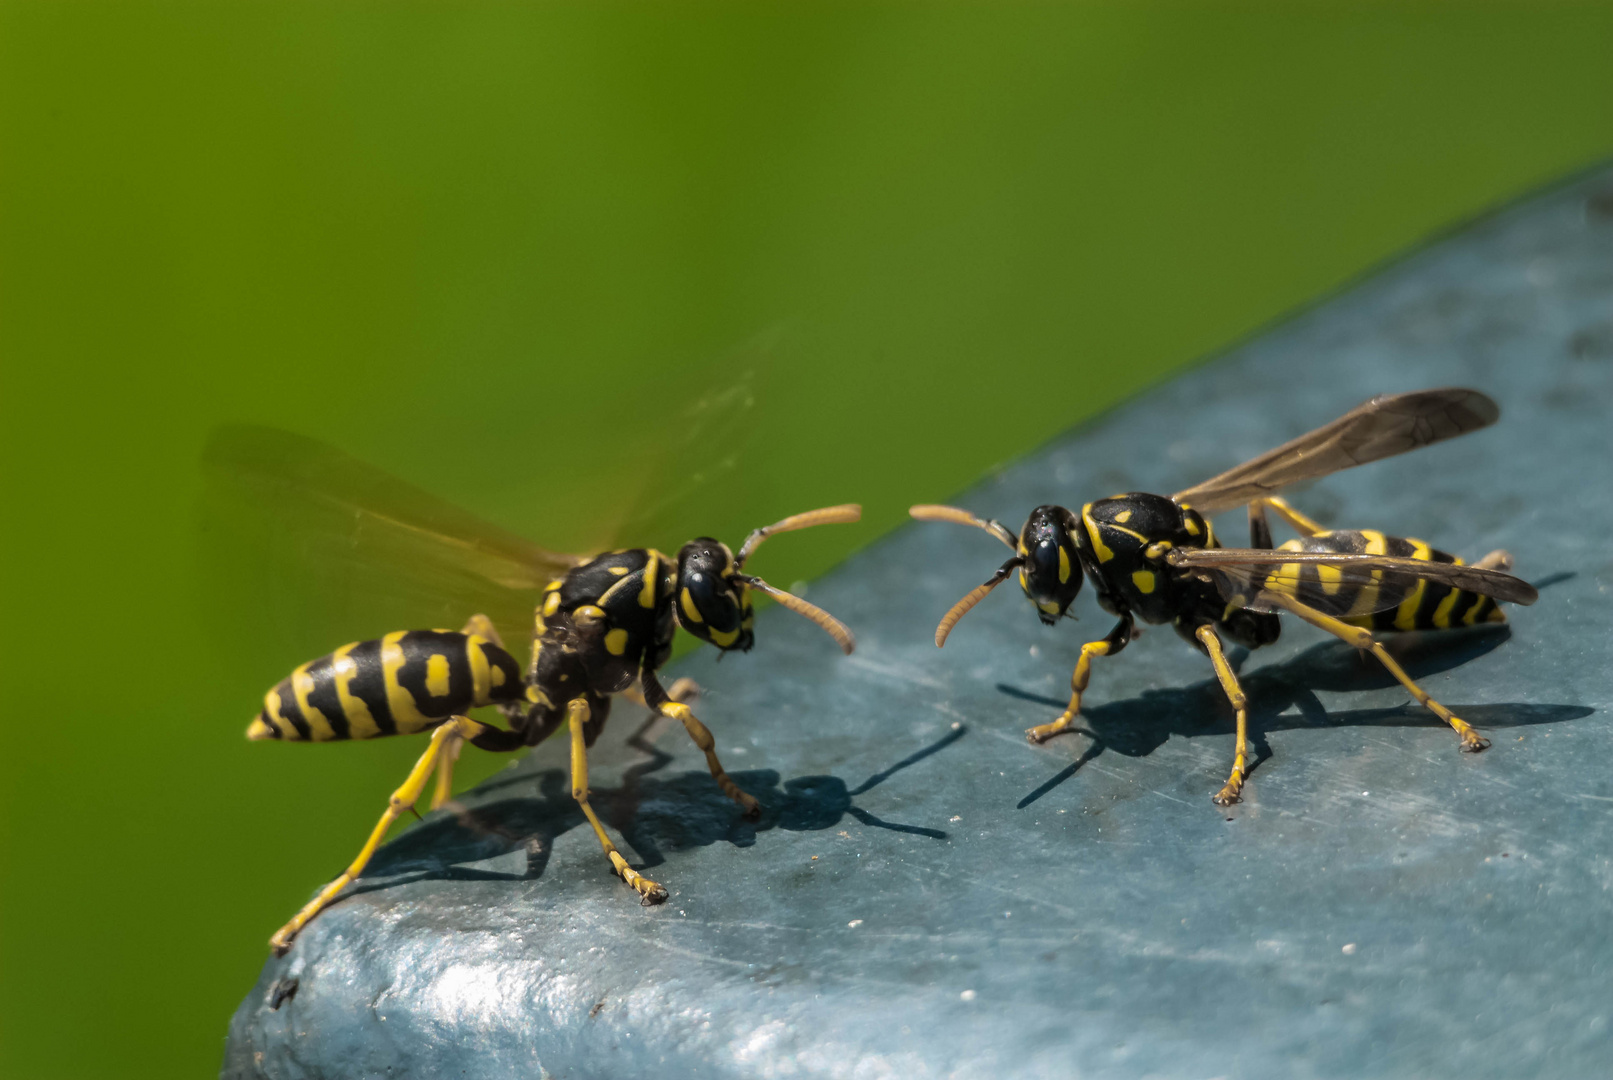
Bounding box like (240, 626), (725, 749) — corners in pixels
(211, 427), (860, 954)
(911, 388), (1539, 806)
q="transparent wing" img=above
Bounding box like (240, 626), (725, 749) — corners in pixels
(608, 336), (768, 553)
(200, 425), (584, 645)
(1171, 388), (1499, 514)
(1168, 547), (1538, 617)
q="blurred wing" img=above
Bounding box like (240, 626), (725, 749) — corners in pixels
(609, 333), (774, 552)
(200, 425), (583, 642)
(1168, 547), (1538, 618)
(1171, 388), (1499, 514)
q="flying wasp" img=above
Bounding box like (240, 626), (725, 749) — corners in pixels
(207, 425), (859, 954)
(911, 388), (1539, 806)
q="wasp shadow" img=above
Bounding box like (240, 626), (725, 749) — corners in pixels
(1002, 626), (1593, 807)
(349, 722), (963, 892)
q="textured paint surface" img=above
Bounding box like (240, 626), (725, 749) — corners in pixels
(225, 167), (1613, 1078)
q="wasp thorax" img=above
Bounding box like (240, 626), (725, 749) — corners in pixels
(1019, 505), (1084, 625)
(675, 538), (755, 652)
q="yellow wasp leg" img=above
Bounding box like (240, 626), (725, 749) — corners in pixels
(430, 729), (465, 810)
(659, 700), (760, 818)
(1195, 624), (1251, 805)
(426, 613), (510, 810)
(619, 677), (700, 709)
(1026, 616), (1133, 744)
(1262, 592), (1491, 752)
(1471, 549), (1513, 572)
(568, 697), (668, 904)
(639, 670), (757, 817)
(1258, 496), (1326, 537)
(270, 716), (482, 955)
(460, 612), (505, 648)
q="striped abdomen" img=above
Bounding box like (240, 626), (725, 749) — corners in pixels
(1280, 530), (1506, 632)
(248, 631), (527, 742)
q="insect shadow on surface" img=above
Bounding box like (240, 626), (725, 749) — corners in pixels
(1002, 625), (1593, 808)
(347, 712), (955, 894)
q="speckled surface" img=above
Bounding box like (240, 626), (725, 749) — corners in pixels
(224, 164), (1613, 1080)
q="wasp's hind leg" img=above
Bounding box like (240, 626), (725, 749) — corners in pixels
(620, 676), (701, 710)
(1263, 593), (1490, 753)
(1027, 615), (1133, 744)
(1194, 624), (1252, 805)
(270, 715), (523, 954)
(1471, 549), (1513, 572)
(566, 697), (668, 904)
(1257, 496), (1326, 537)
(641, 669), (758, 818)
(429, 613), (517, 810)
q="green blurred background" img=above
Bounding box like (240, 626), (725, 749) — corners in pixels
(3, 1), (1612, 1074)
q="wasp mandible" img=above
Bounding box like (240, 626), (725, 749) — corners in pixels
(912, 388), (1539, 806)
(211, 428), (860, 954)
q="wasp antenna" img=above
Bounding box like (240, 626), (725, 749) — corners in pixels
(739, 574), (856, 654)
(909, 504), (1018, 552)
(735, 504), (861, 568)
(935, 556), (1023, 647)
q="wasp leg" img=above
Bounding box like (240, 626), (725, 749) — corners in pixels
(270, 715), (505, 954)
(620, 677), (701, 710)
(1471, 549), (1513, 572)
(424, 613), (517, 809)
(642, 670), (759, 819)
(567, 696), (667, 904)
(1258, 496), (1326, 537)
(1263, 592), (1490, 752)
(1026, 615), (1134, 744)
(1195, 624), (1252, 805)
(460, 612), (506, 648)
(430, 728), (466, 810)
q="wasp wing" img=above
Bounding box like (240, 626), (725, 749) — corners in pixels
(608, 339), (768, 554)
(1167, 547), (1538, 618)
(200, 425), (584, 647)
(1170, 388), (1499, 515)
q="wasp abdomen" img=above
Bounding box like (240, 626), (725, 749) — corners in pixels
(248, 630), (527, 742)
(1281, 530), (1505, 631)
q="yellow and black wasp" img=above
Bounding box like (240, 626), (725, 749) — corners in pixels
(208, 422), (859, 954)
(911, 388), (1539, 806)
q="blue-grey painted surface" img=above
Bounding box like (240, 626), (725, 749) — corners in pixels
(224, 165), (1613, 1079)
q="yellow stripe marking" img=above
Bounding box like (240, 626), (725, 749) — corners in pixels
(1038, 599), (1061, 615)
(1082, 504), (1115, 563)
(331, 644), (380, 738)
(263, 689), (294, 739)
(467, 636), (492, 702)
(291, 662), (338, 741)
(640, 550), (659, 608)
(1132, 570), (1155, 594)
(1391, 539), (1433, 630)
(708, 626), (740, 647)
(1432, 587), (1462, 629)
(604, 628), (630, 655)
(1058, 545), (1071, 584)
(1344, 530), (1388, 618)
(1183, 517), (1199, 537)
(1114, 510), (1131, 524)
(543, 591), (561, 616)
(425, 653), (451, 697)
(1316, 563), (1343, 596)
(381, 631), (433, 733)
(608, 566), (629, 576)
